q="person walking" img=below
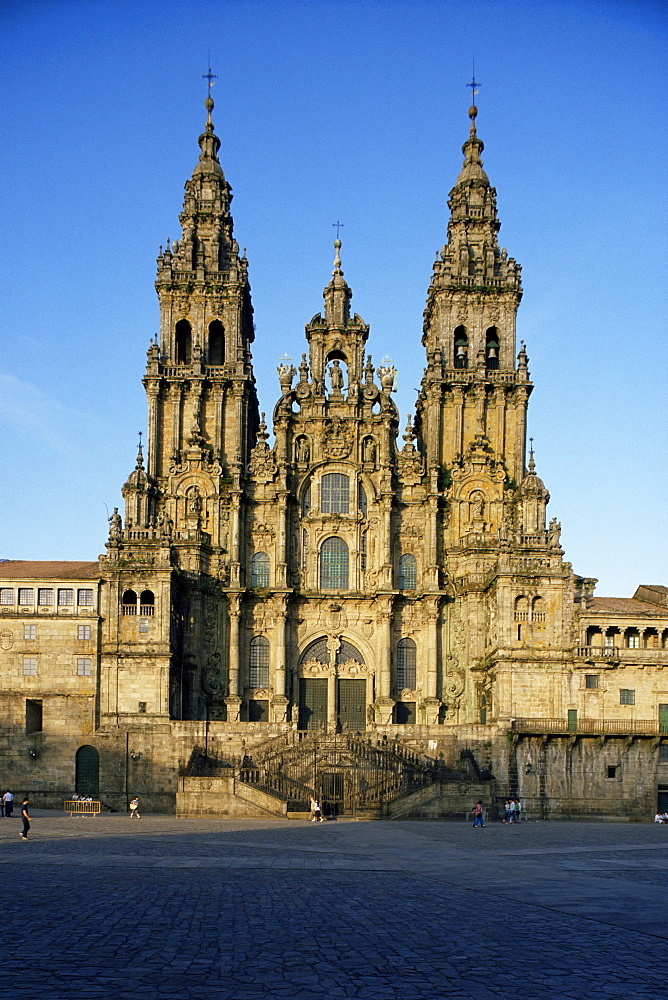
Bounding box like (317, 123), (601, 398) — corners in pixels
(508, 798), (516, 824)
(515, 798), (522, 823)
(20, 798), (32, 840)
(472, 800), (485, 827)
(129, 797), (141, 819)
(3, 791), (13, 817)
(313, 799), (324, 823)
(309, 796), (318, 822)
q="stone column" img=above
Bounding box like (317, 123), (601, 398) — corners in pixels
(225, 595), (242, 722)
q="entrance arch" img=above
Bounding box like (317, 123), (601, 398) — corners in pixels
(297, 637), (368, 732)
(75, 745), (99, 797)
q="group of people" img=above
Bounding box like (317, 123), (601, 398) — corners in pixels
(70, 794), (95, 802)
(502, 798), (522, 823)
(1, 792), (31, 839)
(0, 790), (14, 817)
(473, 798), (523, 828)
(654, 812), (668, 823)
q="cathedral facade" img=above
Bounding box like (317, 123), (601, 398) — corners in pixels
(1, 94), (666, 819)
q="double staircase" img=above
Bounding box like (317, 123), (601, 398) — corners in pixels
(179, 731), (488, 819)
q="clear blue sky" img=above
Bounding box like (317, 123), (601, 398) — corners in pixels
(1, 0), (666, 596)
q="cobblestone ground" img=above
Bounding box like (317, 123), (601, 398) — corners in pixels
(1, 813), (667, 999)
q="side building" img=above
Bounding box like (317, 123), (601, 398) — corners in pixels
(1, 96), (666, 819)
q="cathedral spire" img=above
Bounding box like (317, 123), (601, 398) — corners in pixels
(323, 237), (352, 327)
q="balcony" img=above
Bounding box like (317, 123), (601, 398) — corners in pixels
(512, 717), (663, 737)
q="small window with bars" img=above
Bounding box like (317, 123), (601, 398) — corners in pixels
(620, 688), (635, 705)
(78, 625), (91, 640)
(396, 638), (417, 689)
(0, 588), (14, 605)
(23, 624), (37, 641)
(585, 674), (598, 689)
(251, 552), (270, 589)
(398, 554), (417, 590)
(659, 744), (668, 764)
(58, 589), (74, 606)
(18, 589), (34, 606)
(38, 588), (54, 606)
(77, 658), (92, 676)
(77, 589), (94, 607)
(249, 636), (270, 688)
(23, 657), (37, 676)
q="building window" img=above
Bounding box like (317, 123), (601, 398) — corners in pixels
(486, 327), (499, 370)
(23, 624), (37, 641)
(18, 589), (34, 606)
(626, 632), (640, 649)
(607, 765), (618, 779)
(78, 589), (94, 607)
(398, 554), (417, 590)
(394, 702), (416, 725)
(78, 625), (91, 640)
(248, 699), (269, 722)
(122, 590), (138, 615)
(249, 636), (270, 688)
(251, 552), (270, 588)
(208, 319), (225, 365)
(321, 473), (350, 514)
(26, 699), (42, 733)
(320, 537), (349, 590)
(514, 596), (529, 622)
(138, 701), (147, 713)
(396, 638), (417, 690)
(139, 620), (149, 633)
(77, 658), (92, 676)
(175, 319), (192, 364)
(139, 590), (154, 615)
(658, 744), (668, 763)
(38, 588), (54, 606)
(23, 657), (37, 676)
(454, 326), (468, 369)
(0, 588), (14, 605)
(620, 689), (635, 706)
(604, 634), (615, 648)
(585, 674), (598, 689)
(58, 588), (74, 606)
(531, 596), (545, 623)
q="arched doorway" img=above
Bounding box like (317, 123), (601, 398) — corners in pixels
(75, 745), (99, 797)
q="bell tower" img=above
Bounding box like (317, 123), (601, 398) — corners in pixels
(143, 89), (259, 520)
(416, 97), (529, 491)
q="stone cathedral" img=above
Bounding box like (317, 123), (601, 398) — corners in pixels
(1, 94), (666, 819)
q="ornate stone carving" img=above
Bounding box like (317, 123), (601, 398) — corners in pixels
(322, 417), (352, 459)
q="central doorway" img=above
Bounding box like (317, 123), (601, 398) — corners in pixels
(298, 677), (327, 730)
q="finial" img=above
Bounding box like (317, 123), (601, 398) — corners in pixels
(466, 62), (480, 132)
(528, 436), (535, 473)
(136, 431), (144, 468)
(202, 64), (218, 130)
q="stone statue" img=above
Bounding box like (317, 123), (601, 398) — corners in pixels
(109, 507), (122, 539)
(296, 437), (310, 464)
(329, 359), (344, 392)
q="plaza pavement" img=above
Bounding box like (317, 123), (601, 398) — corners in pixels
(1, 811), (666, 999)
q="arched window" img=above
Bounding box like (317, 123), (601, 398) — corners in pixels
(454, 326), (468, 369)
(208, 320), (225, 365)
(251, 552), (270, 588)
(514, 596), (529, 622)
(75, 745), (99, 797)
(398, 553), (417, 590)
(531, 596), (545, 623)
(321, 473), (349, 514)
(175, 319), (192, 364)
(480, 694), (488, 725)
(140, 590), (155, 616)
(320, 537), (349, 590)
(249, 636), (270, 688)
(302, 483), (311, 516)
(486, 327), (499, 370)
(396, 638), (417, 690)
(122, 589), (138, 616)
